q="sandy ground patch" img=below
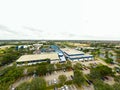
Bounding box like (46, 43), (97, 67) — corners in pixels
(104, 76), (115, 85)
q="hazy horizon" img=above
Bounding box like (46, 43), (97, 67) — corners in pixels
(0, 0), (120, 40)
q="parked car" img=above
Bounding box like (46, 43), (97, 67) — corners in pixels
(53, 78), (57, 84)
(86, 80), (92, 85)
(104, 76), (109, 80)
(61, 86), (65, 90)
(101, 77), (105, 81)
(70, 75), (74, 80)
(64, 85), (69, 90)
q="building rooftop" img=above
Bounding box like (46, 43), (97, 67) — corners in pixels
(69, 54), (93, 58)
(61, 48), (84, 55)
(16, 53), (59, 62)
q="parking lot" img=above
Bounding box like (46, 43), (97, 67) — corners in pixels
(12, 59), (118, 90)
(44, 70), (73, 85)
(57, 84), (78, 90)
(82, 85), (94, 90)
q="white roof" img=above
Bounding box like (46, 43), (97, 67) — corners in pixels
(16, 53), (59, 62)
(61, 48), (84, 55)
(69, 54), (93, 58)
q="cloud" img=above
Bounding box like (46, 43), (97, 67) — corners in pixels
(0, 25), (19, 35)
(23, 26), (43, 32)
(0, 24), (120, 40)
(0, 25), (31, 39)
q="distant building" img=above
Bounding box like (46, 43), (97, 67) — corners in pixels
(40, 48), (55, 52)
(108, 50), (117, 61)
(115, 45), (120, 49)
(16, 45), (32, 50)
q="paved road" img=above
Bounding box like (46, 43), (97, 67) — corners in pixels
(82, 85), (94, 90)
(0, 63), (13, 71)
(11, 76), (33, 89)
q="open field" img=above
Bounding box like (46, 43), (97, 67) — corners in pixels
(0, 45), (15, 50)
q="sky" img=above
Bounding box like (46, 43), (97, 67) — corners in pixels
(0, 0), (120, 40)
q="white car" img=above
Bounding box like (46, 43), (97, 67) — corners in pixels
(61, 86), (65, 90)
(53, 78), (57, 84)
(64, 85), (69, 90)
(11, 87), (15, 90)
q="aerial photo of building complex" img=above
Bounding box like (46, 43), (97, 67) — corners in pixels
(0, 0), (120, 90)
(0, 40), (120, 90)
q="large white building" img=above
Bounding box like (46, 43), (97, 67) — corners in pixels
(61, 48), (94, 61)
(16, 52), (59, 66)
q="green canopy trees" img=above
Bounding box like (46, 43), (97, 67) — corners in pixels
(90, 65), (113, 79)
(58, 75), (67, 85)
(73, 69), (85, 86)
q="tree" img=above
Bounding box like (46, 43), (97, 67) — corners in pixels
(94, 79), (114, 90)
(113, 83), (120, 90)
(16, 77), (46, 90)
(105, 58), (113, 64)
(66, 60), (72, 70)
(58, 75), (67, 85)
(31, 77), (46, 90)
(73, 62), (83, 70)
(36, 65), (47, 75)
(90, 65), (113, 79)
(105, 51), (108, 58)
(0, 66), (24, 90)
(56, 63), (62, 69)
(27, 67), (37, 75)
(114, 75), (120, 83)
(46, 58), (51, 64)
(46, 64), (55, 74)
(73, 69), (85, 86)
(114, 50), (120, 63)
(15, 82), (30, 90)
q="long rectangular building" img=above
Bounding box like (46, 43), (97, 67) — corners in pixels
(61, 48), (94, 61)
(16, 53), (59, 65)
(61, 48), (84, 56)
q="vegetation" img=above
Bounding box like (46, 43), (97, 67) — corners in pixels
(114, 75), (120, 83)
(93, 79), (114, 90)
(58, 75), (67, 85)
(65, 60), (72, 70)
(55, 63), (62, 69)
(36, 63), (55, 76)
(0, 47), (20, 66)
(112, 83), (120, 90)
(0, 46), (34, 66)
(90, 65), (113, 79)
(27, 66), (37, 75)
(105, 51), (109, 58)
(46, 64), (55, 74)
(105, 58), (113, 64)
(114, 50), (120, 63)
(73, 62), (83, 70)
(16, 77), (46, 90)
(73, 69), (85, 86)
(55, 61), (72, 71)
(0, 41), (120, 90)
(0, 65), (24, 90)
